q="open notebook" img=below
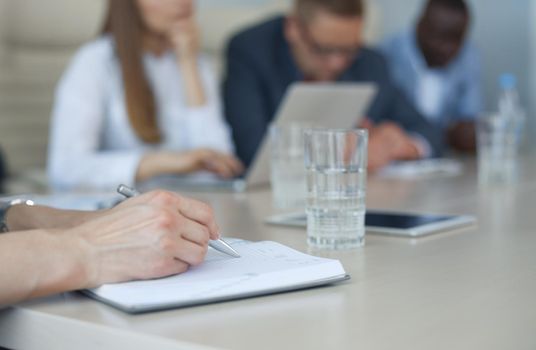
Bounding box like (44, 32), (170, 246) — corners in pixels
(83, 240), (349, 313)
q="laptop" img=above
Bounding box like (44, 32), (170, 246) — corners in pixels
(139, 83), (377, 193)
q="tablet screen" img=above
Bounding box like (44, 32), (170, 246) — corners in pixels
(365, 212), (454, 229)
(279, 212), (456, 229)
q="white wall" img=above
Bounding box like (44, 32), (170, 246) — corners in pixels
(529, 0), (536, 146)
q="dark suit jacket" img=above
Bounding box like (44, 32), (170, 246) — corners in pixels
(224, 16), (443, 167)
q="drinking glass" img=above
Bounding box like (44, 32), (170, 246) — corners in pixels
(304, 129), (368, 249)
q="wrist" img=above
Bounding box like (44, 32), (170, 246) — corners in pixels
(2, 199), (35, 232)
(61, 228), (99, 290)
(25, 229), (95, 297)
(137, 151), (201, 181)
(180, 150), (203, 173)
(162, 150), (203, 174)
(177, 50), (197, 62)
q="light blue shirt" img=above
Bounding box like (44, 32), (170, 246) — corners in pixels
(381, 30), (483, 129)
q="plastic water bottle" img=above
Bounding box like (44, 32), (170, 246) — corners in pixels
(498, 74), (525, 145)
(478, 74), (524, 185)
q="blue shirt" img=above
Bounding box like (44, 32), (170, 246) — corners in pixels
(381, 30), (483, 129)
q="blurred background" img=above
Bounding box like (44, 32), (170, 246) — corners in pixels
(0, 0), (532, 192)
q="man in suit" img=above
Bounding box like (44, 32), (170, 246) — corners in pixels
(382, 0), (481, 152)
(224, 0), (443, 171)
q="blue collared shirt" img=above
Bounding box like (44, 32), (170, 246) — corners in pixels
(381, 30), (483, 129)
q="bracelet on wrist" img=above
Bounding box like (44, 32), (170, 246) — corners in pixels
(0, 199), (35, 233)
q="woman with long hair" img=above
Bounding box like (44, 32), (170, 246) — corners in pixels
(48, 0), (243, 190)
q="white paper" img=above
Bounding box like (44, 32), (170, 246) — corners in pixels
(89, 241), (346, 309)
(378, 159), (463, 179)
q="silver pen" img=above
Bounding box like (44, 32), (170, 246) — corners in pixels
(117, 184), (240, 258)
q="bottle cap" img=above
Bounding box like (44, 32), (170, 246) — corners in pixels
(499, 74), (517, 90)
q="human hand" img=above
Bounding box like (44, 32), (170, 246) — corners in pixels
(447, 121), (476, 153)
(136, 150), (244, 182)
(168, 17), (200, 61)
(68, 190), (219, 288)
(185, 149), (244, 179)
(367, 122), (420, 172)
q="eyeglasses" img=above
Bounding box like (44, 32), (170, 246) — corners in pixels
(297, 22), (361, 59)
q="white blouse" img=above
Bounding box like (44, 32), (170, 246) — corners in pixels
(48, 36), (234, 191)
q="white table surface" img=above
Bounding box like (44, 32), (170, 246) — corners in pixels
(1, 156), (536, 350)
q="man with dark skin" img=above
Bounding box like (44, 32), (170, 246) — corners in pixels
(383, 0), (482, 152)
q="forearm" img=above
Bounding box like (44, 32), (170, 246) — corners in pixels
(179, 57), (207, 107)
(48, 149), (143, 191)
(6, 205), (99, 231)
(136, 151), (196, 182)
(0, 230), (89, 307)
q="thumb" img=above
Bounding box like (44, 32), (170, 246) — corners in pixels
(359, 118), (374, 131)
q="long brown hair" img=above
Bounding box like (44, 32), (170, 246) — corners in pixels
(102, 0), (161, 143)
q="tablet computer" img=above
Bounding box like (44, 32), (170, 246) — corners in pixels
(265, 210), (476, 237)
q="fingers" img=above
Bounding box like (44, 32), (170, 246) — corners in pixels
(175, 196), (220, 239)
(201, 151), (244, 179)
(367, 136), (393, 172)
(358, 118), (374, 130)
(80, 201), (215, 285)
(179, 219), (211, 247)
(151, 259), (190, 280)
(203, 158), (233, 178)
(169, 18), (199, 58)
(118, 190), (220, 239)
(232, 157), (245, 175)
(137, 207), (211, 269)
(174, 238), (208, 266)
(141, 207), (212, 269)
(220, 154), (244, 176)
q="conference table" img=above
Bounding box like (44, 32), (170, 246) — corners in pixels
(1, 156), (536, 350)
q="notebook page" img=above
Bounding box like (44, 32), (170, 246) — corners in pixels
(89, 241), (346, 309)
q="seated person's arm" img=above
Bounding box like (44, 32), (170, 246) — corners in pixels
(136, 149), (243, 182)
(48, 45), (145, 190)
(49, 36), (241, 191)
(0, 191), (218, 307)
(135, 18), (243, 180)
(365, 120), (423, 172)
(364, 56), (443, 172)
(169, 17), (206, 107)
(384, 89), (444, 158)
(446, 52), (482, 153)
(447, 121), (476, 152)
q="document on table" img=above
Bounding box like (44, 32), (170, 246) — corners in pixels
(83, 240), (349, 313)
(377, 158), (463, 179)
(0, 193), (119, 211)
